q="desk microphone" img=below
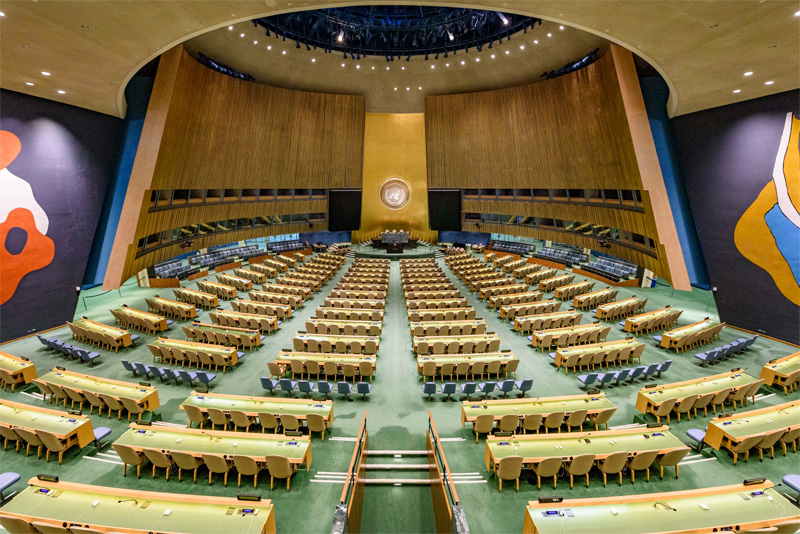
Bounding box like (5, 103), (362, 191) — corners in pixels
(653, 501), (676, 511)
(117, 499), (139, 505)
(576, 432), (592, 443)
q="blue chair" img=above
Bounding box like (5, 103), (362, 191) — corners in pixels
(695, 349), (717, 367)
(297, 380), (315, 397)
(121, 360), (137, 376)
(356, 382), (371, 399)
(497, 380), (515, 398)
(460, 382), (477, 400)
(652, 334), (663, 343)
(0, 472), (20, 503)
(64, 346), (80, 361)
(611, 368), (631, 386)
(280, 378), (297, 396)
(656, 360), (672, 378)
(743, 335), (759, 350)
(618, 321), (626, 327)
(317, 381), (333, 399)
(441, 383), (457, 401)
(260, 377), (278, 394)
(337, 382), (352, 400)
(783, 475), (800, 498)
(78, 348), (100, 366)
(423, 382), (437, 401)
(129, 334), (140, 345)
(146, 365), (170, 383)
(578, 373), (598, 389)
(478, 382), (496, 398)
(514, 379), (533, 397)
(196, 371), (216, 388)
(642, 363), (659, 380)
(595, 373), (615, 388)
(133, 362), (149, 377)
(36, 334), (49, 349)
(177, 369), (198, 386)
(92, 427), (112, 450)
(686, 428), (707, 452)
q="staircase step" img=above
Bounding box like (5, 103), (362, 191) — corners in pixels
(365, 464), (434, 470)
(366, 450), (428, 456)
(364, 478), (435, 485)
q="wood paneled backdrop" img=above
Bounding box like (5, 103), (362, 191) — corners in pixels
(425, 47), (686, 286)
(105, 46), (365, 287)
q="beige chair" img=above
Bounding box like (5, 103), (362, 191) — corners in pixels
(780, 427), (800, 455)
(342, 364), (358, 383)
(496, 455), (524, 491)
(48, 383), (69, 408)
(112, 443), (147, 478)
(544, 412), (565, 433)
(203, 454), (233, 486)
(266, 454), (294, 490)
(323, 361), (339, 382)
(233, 455), (263, 488)
(0, 369), (23, 392)
(307, 413), (327, 441)
(119, 397), (146, 421)
(532, 457), (562, 489)
(231, 410), (254, 432)
(743, 379), (765, 406)
(254, 411), (279, 433)
(627, 450), (659, 483)
(565, 454), (595, 488)
(673, 394), (698, 422)
(30, 522), (70, 534)
(0, 514), (38, 534)
(710, 388), (732, 414)
(692, 393), (715, 418)
(289, 359), (306, 380)
(143, 449), (174, 480)
(656, 448), (689, 477)
(589, 407), (617, 431)
(172, 451), (202, 483)
(521, 414), (542, 434)
(756, 430), (786, 460)
(31, 379), (53, 403)
(12, 427), (42, 458)
(0, 426), (20, 452)
(422, 361), (437, 382)
(358, 361), (374, 382)
(497, 414), (519, 433)
(486, 360), (502, 380)
(728, 387), (750, 410)
(652, 397), (678, 423)
(268, 361), (284, 379)
(564, 410), (588, 432)
(38, 430), (69, 464)
(280, 414), (301, 432)
(207, 408), (230, 430)
(473, 414), (495, 443)
(597, 451), (628, 486)
(62, 387), (86, 412)
(184, 403), (208, 429)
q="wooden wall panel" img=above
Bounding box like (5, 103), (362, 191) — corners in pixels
(425, 52), (640, 190)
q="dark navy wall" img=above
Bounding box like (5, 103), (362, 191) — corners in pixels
(640, 76), (710, 288)
(83, 76), (155, 287)
(438, 231), (490, 245)
(0, 89), (122, 341)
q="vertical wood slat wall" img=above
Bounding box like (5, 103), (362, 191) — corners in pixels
(113, 46), (366, 284)
(424, 49), (677, 285)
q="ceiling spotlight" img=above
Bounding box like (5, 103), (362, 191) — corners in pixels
(372, 66), (375, 69)
(267, 45), (272, 50)
(418, 86), (422, 90)
(341, 63), (345, 67)
(475, 57), (480, 62)
(491, 54), (495, 59)
(0, 11), (5, 17)
(386, 66), (390, 70)
(311, 58), (316, 62)
(520, 45), (525, 50)
(253, 40), (258, 45)
(394, 87), (397, 91)
(228, 26), (233, 30)
(26, 82), (34, 86)
(42, 71), (51, 76)
(401, 66), (405, 70)
(240, 33), (244, 37)
(559, 25), (565, 30)
(498, 12), (509, 25)
(744, 71), (753, 76)
(547, 33), (552, 37)
(446, 63), (450, 67)
(282, 50), (286, 54)
(733, 89), (741, 93)
(460, 60), (465, 65)
(534, 40), (539, 44)
(356, 64), (360, 69)
(337, 30), (344, 42)
(57, 90), (65, 94)
(765, 80), (774, 85)
(795, 10), (800, 16)
(431, 65), (435, 69)
(447, 30), (454, 41)
(406, 87), (410, 91)
(505, 50), (510, 55)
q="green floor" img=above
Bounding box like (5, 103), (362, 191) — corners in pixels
(1, 252), (798, 533)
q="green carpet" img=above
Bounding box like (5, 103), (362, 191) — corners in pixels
(0, 252), (797, 533)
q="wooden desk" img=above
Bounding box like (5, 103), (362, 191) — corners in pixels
(525, 269), (558, 285)
(407, 308), (477, 321)
(513, 310), (582, 331)
(659, 319), (720, 349)
(73, 317), (132, 347)
(760, 351), (800, 386)
(412, 333), (501, 354)
(635, 370), (758, 417)
(232, 299), (292, 317)
(479, 283), (529, 300)
(623, 306), (675, 330)
(197, 280), (238, 299)
(262, 282), (312, 298)
(115, 424), (311, 470)
(554, 339), (644, 369)
(523, 481), (799, 534)
(152, 338), (238, 365)
(0, 350), (37, 384)
(553, 280), (595, 300)
(497, 297), (554, 318)
(461, 393), (615, 428)
(115, 306), (167, 331)
(316, 307), (384, 322)
(538, 274), (575, 292)
(213, 310), (281, 331)
(594, 297), (646, 320)
(149, 296), (197, 319)
(189, 322), (262, 346)
(307, 318), (382, 335)
(40, 368), (159, 413)
(293, 333), (379, 352)
(276, 351), (377, 373)
(489, 291), (543, 310)
(248, 290), (302, 309)
(410, 319), (487, 336)
(248, 262), (278, 278)
(0, 398), (94, 449)
(704, 399), (800, 450)
(417, 352), (514, 373)
(573, 287), (618, 309)
(529, 323), (606, 349)
(173, 287), (219, 308)
(330, 290), (388, 300)
(406, 298), (469, 310)
(0, 478), (276, 534)
(323, 298), (386, 310)
(233, 267), (267, 284)
(181, 391), (334, 428)
(485, 426), (689, 472)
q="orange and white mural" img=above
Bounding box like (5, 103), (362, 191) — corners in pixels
(0, 130), (55, 305)
(734, 113), (800, 306)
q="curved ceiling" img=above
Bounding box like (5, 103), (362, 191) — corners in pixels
(183, 17), (607, 113)
(0, 1), (797, 118)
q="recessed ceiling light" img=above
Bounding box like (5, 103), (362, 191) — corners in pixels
(228, 26), (233, 30)
(445, 63), (450, 67)
(406, 87), (410, 91)
(311, 58), (315, 62)
(795, 10), (800, 16)
(282, 50), (286, 55)
(42, 71), (51, 76)
(505, 50), (510, 55)
(559, 25), (564, 30)
(371, 66), (375, 70)
(534, 40), (539, 44)
(0, 11), (5, 16)
(394, 87), (397, 91)
(431, 64), (435, 69)
(547, 33), (552, 37)
(418, 86), (422, 90)
(386, 66), (390, 70)
(253, 40), (258, 45)
(401, 66), (405, 70)
(490, 54), (495, 59)
(460, 60), (465, 65)
(475, 57), (480, 62)
(733, 89), (741, 93)
(356, 64), (360, 69)
(341, 63), (345, 67)
(765, 80), (774, 85)
(57, 90), (65, 94)
(26, 82), (34, 86)
(520, 45), (525, 50)
(744, 71), (753, 76)
(267, 45), (272, 50)
(240, 33), (244, 37)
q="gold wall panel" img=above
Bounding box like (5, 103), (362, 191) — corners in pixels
(353, 113), (436, 243)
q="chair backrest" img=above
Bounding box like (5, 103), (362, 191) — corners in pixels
(544, 411), (565, 428)
(497, 455), (524, 480)
(474, 413), (494, 433)
(628, 449), (659, 470)
(657, 448), (690, 467)
(265, 455), (292, 478)
(599, 451), (628, 473)
(533, 456), (562, 477)
(202, 453), (231, 474)
(654, 397), (678, 416)
(112, 443), (144, 465)
(593, 407), (617, 426)
(566, 454), (595, 475)
(232, 454), (260, 475)
(143, 448), (172, 468)
(675, 394), (698, 413)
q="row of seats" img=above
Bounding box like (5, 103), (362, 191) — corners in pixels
(188, 245), (260, 266)
(273, 360), (374, 382)
(260, 377), (371, 400)
(420, 359), (519, 382)
(515, 315), (580, 334)
(32, 379), (151, 423)
(292, 338), (377, 355)
(412, 323), (487, 336)
(590, 257), (637, 277)
(416, 338), (502, 355)
(267, 240), (304, 253)
(577, 361), (671, 388)
(621, 310), (681, 335)
(121, 359), (217, 388)
(147, 344), (244, 372)
(490, 240), (536, 255)
(537, 247), (588, 265)
(111, 308), (173, 335)
(653, 323), (724, 353)
(36, 335), (100, 365)
(182, 326), (265, 349)
(527, 327), (612, 348)
(687, 428), (800, 463)
(173, 288), (217, 309)
(66, 322), (139, 352)
(153, 260), (199, 280)
(146, 296), (196, 320)
(650, 381), (764, 425)
(423, 379), (533, 401)
(184, 404), (325, 438)
(305, 322), (379, 336)
(408, 310), (478, 321)
(222, 304), (288, 322)
(1, 425), (91, 465)
(695, 335), (758, 366)
(551, 344), (646, 372)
